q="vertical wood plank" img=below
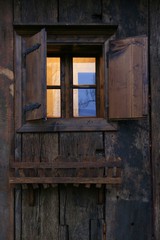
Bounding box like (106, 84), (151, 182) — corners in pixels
(21, 134), (59, 240)
(0, 0), (14, 239)
(25, 29), (46, 121)
(16, 0), (58, 23)
(150, 0), (160, 239)
(108, 36), (148, 119)
(14, 0), (21, 23)
(59, 0), (102, 23)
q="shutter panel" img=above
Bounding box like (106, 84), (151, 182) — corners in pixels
(24, 29), (46, 121)
(108, 36), (148, 120)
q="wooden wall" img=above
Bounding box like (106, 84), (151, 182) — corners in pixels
(0, 0), (155, 239)
(0, 1), (14, 240)
(150, 1), (160, 240)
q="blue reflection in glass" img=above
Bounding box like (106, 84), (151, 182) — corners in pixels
(78, 73), (96, 116)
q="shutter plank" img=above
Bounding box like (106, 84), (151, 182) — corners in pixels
(109, 36), (148, 120)
(25, 29), (46, 120)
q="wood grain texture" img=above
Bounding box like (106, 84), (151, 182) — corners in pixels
(14, 0), (58, 23)
(25, 29), (46, 121)
(21, 187), (59, 240)
(58, 0), (102, 23)
(150, 0), (160, 239)
(109, 36), (148, 119)
(0, 1), (14, 239)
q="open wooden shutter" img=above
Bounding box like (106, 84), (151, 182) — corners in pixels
(108, 36), (148, 120)
(24, 29), (46, 121)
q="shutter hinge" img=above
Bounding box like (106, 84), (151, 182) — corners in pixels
(24, 43), (41, 57)
(24, 102), (41, 113)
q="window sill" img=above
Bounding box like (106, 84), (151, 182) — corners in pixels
(17, 118), (118, 133)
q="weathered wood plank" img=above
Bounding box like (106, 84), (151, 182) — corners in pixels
(10, 177), (122, 185)
(14, 0), (58, 23)
(21, 185), (59, 240)
(21, 134), (59, 239)
(150, 1), (160, 239)
(59, 0), (102, 23)
(109, 36), (148, 119)
(25, 29), (46, 121)
(0, 1), (14, 239)
(11, 158), (122, 169)
(17, 118), (117, 132)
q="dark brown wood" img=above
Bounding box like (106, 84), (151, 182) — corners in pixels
(25, 29), (46, 121)
(14, 0), (58, 24)
(17, 118), (117, 132)
(0, 1), (14, 239)
(9, 1), (152, 240)
(14, 24), (118, 37)
(58, 0), (102, 23)
(109, 36), (148, 120)
(21, 187), (59, 239)
(11, 158), (122, 168)
(150, 1), (160, 240)
(10, 177), (122, 184)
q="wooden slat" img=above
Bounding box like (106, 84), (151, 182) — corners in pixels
(10, 159), (122, 169)
(25, 29), (46, 121)
(10, 177), (122, 184)
(109, 36), (148, 120)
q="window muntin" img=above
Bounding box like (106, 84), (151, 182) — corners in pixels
(47, 56), (97, 118)
(73, 57), (96, 117)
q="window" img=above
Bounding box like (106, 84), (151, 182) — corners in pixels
(47, 57), (98, 118)
(14, 25), (148, 132)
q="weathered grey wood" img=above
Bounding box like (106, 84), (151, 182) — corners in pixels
(103, 1), (151, 239)
(21, 134), (59, 239)
(59, 185), (99, 240)
(21, 186), (59, 240)
(14, 0), (21, 23)
(14, 0), (58, 23)
(18, 118), (117, 132)
(25, 29), (46, 121)
(150, 1), (160, 239)
(15, 189), (22, 240)
(0, 1), (14, 239)
(10, 2), (153, 240)
(59, 0), (102, 23)
(59, 225), (69, 240)
(11, 157), (122, 169)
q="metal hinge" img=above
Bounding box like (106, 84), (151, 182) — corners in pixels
(24, 43), (41, 57)
(24, 102), (41, 113)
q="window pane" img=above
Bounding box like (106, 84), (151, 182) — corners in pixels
(47, 89), (61, 117)
(73, 89), (96, 117)
(47, 57), (60, 86)
(73, 58), (96, 85)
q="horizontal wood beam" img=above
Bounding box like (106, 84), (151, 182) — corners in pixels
(9, 177), (122, 185)
(10, 160), (122, 169)
(17, 118), (117, 132)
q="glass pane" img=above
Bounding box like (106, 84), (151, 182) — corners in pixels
(73, 89), (96, 117)
(47, 57), (60, 86)
(47, 89), (61, 117)
(73, 58), (96, 85)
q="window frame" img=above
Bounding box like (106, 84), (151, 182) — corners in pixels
(47, 54), (100, 119)
(14, 24), (118, 132)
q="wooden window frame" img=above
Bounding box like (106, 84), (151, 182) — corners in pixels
(14, 24), (118, 132)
